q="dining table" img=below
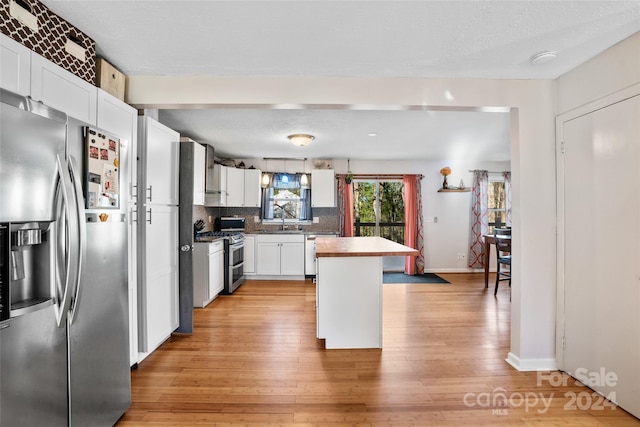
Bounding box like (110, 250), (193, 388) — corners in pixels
(483, 234), (512, 288)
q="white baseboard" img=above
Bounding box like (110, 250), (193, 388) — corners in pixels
(249, 275), (307, 281)
(506, 352), (557, 371)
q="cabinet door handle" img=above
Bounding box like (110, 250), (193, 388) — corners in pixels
(146, 185), (153, 202)
(132, 184), (138, 199)
(132, 209), (137, 223)
(146, 208), (152, 224)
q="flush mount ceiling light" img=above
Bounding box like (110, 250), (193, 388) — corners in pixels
(530, 51), (557, 65)
(288, 134), (315, 147)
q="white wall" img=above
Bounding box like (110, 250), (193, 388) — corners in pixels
(557, 32), (640, 115)
(240, 157), (510, 272)
(128, 75), (557, 370)
(555, 33), (640, 368)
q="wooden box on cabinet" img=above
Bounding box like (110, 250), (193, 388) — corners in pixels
(97, 58), (125, 101)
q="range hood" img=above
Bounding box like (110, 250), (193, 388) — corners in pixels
(204, 144), (217, 194)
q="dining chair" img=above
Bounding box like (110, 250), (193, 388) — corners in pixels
(494, 236), (511, 296)
(494, 227), (511, 236)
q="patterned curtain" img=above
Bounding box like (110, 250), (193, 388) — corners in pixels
(503, 171), (512, 227)
(336, 175), (354, 237)
(403, 175), (424, 275)
(468, 170), (489, 268)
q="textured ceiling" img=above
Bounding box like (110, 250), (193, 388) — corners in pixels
(41, 0), (639, 79)
(40, 1), (640, 160)
(158, 108), (512, 161)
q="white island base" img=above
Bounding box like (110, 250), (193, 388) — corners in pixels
(316, 256), (383, 349)
(315, 236), (419, 350)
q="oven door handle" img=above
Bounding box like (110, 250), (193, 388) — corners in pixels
(230, 243), (244, 250)
(231, 261), (244, 269)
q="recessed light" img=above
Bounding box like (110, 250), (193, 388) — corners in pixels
(367, 133), (377, 137)
(530, 51), (557, 65)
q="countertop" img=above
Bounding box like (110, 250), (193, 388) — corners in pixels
(193, 236), (225, 243)
(315, 236), (419, 258)
(246, 231), (339, 236)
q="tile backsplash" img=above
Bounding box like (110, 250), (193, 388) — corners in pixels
(192, 205), (339, 235)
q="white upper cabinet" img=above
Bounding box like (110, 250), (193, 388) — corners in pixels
(193, 143), (206, 206)
(30, 52), (97, 125)
(207, 166), (261, 207)
(97, 89), (138, 205)
(1, 34), (98, 125)
(226, 166), (245, 207)
(311, 169), (336, 207)
(243, 169), (262, 208)
(138, 117), (180, 206)
(0, 34), (31, 96)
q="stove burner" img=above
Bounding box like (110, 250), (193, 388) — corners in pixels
(197, 231), (244, 244)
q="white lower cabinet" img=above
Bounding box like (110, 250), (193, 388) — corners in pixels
(193, 241), (224, 307)
(256, 234), (304, 276)
(244, 235), (256, 275)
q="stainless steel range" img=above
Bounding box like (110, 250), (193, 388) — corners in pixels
(212, 217), (245, 294)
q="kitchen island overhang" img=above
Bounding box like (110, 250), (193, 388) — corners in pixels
(315, 236), (419, 349)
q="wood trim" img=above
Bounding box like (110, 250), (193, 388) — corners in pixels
(335, 174), (424, 180)
(437, 188), (470, 192)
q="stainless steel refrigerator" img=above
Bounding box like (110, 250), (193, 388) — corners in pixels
(0, 88), (131, 426)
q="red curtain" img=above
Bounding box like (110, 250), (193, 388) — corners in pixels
(338, 177), (354, 237)
(403, 175), (425, 275)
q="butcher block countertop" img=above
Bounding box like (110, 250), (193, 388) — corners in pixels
(315, 236), (419, 258)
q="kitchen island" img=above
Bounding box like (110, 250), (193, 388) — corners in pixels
(315, 236), (419, 349)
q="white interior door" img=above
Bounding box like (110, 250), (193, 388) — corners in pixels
(562, 94), (640, 418)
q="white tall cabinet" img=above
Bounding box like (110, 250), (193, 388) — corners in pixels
(96, 89), (139, 367)
(137, 117), (180, 358)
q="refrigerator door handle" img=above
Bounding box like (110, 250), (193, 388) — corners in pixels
(67, 155), (86, 325)
(54, 154), (81, 328)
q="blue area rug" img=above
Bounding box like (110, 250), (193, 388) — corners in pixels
(383, 272), (450, 284)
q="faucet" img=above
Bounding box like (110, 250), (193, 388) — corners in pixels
(275, 203), (289, 230)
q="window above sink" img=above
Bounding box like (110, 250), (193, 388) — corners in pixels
(261, 173), (311, 222)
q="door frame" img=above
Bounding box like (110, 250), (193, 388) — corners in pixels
(555, 82), (640, 369)
(352, 178), (405, 241)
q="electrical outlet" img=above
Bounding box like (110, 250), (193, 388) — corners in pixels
(254, 216), (260, 223)
(313, 217), (320, 224)
(457, 253), (466, 260)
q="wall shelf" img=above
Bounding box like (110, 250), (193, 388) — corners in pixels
(437, 188), (470, 193)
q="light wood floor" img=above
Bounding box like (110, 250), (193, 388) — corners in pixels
(117, 273), (640, 426)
